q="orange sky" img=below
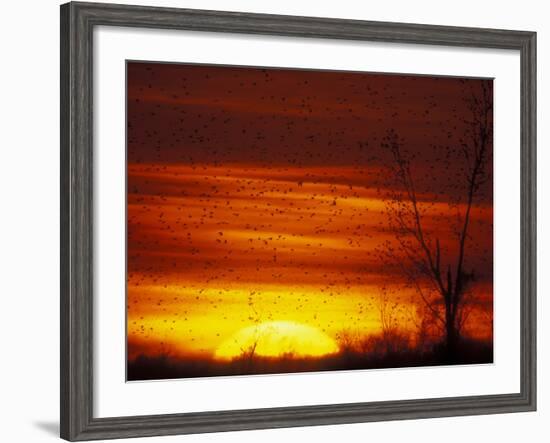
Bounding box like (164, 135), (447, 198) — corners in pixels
(126, 62), (493, 361)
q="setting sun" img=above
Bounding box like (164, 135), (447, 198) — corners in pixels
(126, 61), (494, 381)
(214, 321), (339, 360)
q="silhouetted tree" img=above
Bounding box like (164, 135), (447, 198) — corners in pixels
(378, 287), (409, 354)
(377, 81), (493, 358)
(238, 291), (265, 368)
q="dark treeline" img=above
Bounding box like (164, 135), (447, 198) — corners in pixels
(128, 337), (492, 381)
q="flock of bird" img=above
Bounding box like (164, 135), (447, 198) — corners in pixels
(126, 62), (494, 358)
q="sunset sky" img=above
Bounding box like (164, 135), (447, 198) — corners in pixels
(126, 62), (493, 363)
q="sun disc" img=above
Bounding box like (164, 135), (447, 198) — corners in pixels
(214, 320), (339, 360)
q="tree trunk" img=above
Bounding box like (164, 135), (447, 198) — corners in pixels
(444, 305), (458, 360)
(445, 322), (457, 356)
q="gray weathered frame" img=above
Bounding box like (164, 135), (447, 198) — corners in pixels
(60, 1), (536, 441)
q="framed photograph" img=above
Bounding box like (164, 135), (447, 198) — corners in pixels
(60, 1), (536, 440)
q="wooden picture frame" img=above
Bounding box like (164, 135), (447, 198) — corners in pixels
(60, 1), (536, 440)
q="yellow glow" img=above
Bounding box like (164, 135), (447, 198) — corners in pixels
(126, 163), (493, 360)
(214, 320), (339, 360)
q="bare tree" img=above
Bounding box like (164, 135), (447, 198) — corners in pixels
(378, 286), (411, 354)
(238, 291), (265, 368)
(379, 288), (400, 353)
(408, 296), (441, 353)
(377, 81), (492, 357)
